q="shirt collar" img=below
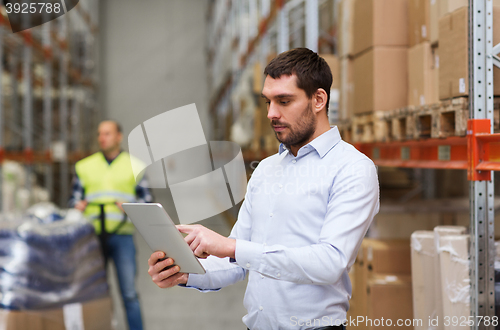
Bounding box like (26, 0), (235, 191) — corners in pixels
(278, 126), (342, 158)
(278, 143), (288, 155)
(101, 150), (123, 165)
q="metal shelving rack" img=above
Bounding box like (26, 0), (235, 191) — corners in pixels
(206, 0), (334, 140)
(0, 1), (101, 210)
(207, 0), (499, 327)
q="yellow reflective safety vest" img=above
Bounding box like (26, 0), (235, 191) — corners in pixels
(75, 151), (144, 235)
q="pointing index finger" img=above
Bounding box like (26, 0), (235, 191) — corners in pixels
(176, 225), (192, 233)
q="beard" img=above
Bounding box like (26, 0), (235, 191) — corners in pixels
(271, 102), (317, 150)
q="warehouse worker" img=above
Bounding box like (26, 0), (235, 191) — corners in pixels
(148, 48), (380, 330)
(69, 120), (152, 330)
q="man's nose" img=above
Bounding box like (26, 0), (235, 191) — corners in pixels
(267, 102), (280, 120)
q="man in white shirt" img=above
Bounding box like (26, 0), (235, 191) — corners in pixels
(147, 48), (380, 330)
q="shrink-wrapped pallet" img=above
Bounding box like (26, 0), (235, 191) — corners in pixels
(438, 235), (469, 330)
(411, 231), (437, 330)
(433, 226), (466, 329)
(0, 205), (108, 310)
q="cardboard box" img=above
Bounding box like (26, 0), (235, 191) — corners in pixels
(439, 235), (470, 330)
(439, 6), (500, 99)
(434, 2), (500, 43)
(349, 239), (412, 328)
(411, 231), (439, 330)
(368, 212), (443, 239)
(353, 47), (408, 114)
(253, 62), (263, 94)
(346, 265), (360, 324)
(321, 54), (340, 122)
(0, 311), (43, 330)
(338, 0), (355, 57)
(429, 0), (440, 43)
(366, 274), (413, 329)
(361, 238), (412, 274)
(339, 57), (354, 120)
(320, 54), (340, 89)
(352, 0), (409, 56)
(408, 42), (438, 106)
(438, 6), (467, 99)
(432, 45), (439, 102)
(431, 1), (467, 44)
(350, 256), (369, 322)
(0, 297), (112, 330)
(439, 0), (467, 17)
(408, 0), (430, 47)
(430, 0), (471, 44)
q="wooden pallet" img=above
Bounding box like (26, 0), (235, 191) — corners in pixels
(493, 98), (500, 132)
(388, 107), (413, 141)
(433, 97), (469, 138)
(389, 97), (469, 141)
(351, 111), (392, 143)
(337, 97), (481, 143)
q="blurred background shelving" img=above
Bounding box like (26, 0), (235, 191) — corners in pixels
(0, 0), (101, 214)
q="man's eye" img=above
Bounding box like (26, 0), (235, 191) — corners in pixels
(280, 101), (289, 105)
(265, 101), (270, 105)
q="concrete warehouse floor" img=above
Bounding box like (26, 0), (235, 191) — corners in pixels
(106, 190), (248, 330)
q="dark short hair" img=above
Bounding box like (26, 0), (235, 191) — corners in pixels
(264, 48), (333, 113)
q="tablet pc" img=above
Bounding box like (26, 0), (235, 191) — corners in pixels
(122, 203), (205, 274)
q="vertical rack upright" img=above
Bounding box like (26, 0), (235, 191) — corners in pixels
(469, 0), (496, 327)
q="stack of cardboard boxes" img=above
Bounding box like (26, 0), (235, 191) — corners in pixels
(339, 0), (409, 118)
(408, 0), (439, 107)
(348, 239), (413, 329)
(338, 0), (500, 121)
(407, 0), (500, 105)
(439, 5), (500, 100)
(0, 297), (112, 330)
(349, 228), (469, 329)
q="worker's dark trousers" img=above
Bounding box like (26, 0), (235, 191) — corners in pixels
(106, 234), (143, 330)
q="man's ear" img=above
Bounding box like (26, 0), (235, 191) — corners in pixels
(313, 88), (328, 114)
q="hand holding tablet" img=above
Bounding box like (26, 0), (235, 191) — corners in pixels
(147, 251), (189, 288)
(122, 203), (206, 274)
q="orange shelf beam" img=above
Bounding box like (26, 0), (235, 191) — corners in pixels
(352, 119), (500, 181)
(354, 136), (468, 170)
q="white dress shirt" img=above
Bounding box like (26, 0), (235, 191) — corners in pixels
(185, 126), (380, 330)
